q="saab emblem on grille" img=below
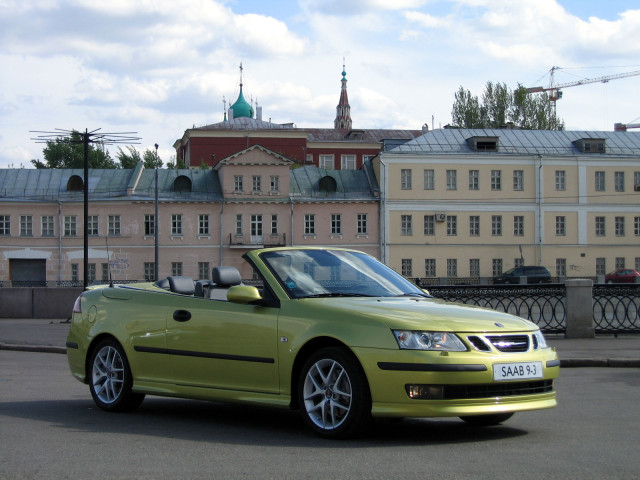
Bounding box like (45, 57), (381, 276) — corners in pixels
(494, 322), (505, 328)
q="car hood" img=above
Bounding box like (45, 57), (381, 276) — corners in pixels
(300, 296), (536, 333)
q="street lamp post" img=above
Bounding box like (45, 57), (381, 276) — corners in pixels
(154, 143), (159, 282)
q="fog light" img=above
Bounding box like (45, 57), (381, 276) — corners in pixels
(406, 384), (444, 400)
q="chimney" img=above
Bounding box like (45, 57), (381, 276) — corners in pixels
(256, 106), (262, 121)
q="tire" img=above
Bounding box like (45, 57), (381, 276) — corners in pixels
(298, 347), (371, 438)
(89, 338), (145, 412)
(460, 412), (514, 426)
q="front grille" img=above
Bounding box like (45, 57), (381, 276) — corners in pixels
(442, 380), (553, 400)
(467, 335), (491, 352)
(485, 335), (530, 352)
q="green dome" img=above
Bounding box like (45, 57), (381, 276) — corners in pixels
(230, 85), (254, 119)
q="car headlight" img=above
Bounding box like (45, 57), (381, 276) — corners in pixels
(393, 330), (467, 351)
(533, 329), (548, 349)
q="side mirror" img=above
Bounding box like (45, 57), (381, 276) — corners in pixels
(227, 285), (263, 304)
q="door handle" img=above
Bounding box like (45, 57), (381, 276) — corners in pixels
(173, 310), (192, 322)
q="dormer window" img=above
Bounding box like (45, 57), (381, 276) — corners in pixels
(573, 138), (606, 153)
(466, 136), (499, 152)
(347, 130), (365, 140)
(319, 176), (337, 193)
(67, 175), (84, 191)
(173, 175), (192, 193)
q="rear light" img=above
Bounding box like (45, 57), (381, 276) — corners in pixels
(72, 295), (82, 314)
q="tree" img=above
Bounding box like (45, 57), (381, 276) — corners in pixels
(31, 130), (117, 169)
(116, 146), (142, 169)
(142, 149), (163, 169)
(450, 82), (561, 130)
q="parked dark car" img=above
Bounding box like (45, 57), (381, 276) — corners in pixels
(493, 266), (551, 284)
(604, 269), (640, 284)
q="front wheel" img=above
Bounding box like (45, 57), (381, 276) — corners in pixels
(298, 347), (371, 438)
(89, 338), (145, 412)
(460, 412), (514, 426)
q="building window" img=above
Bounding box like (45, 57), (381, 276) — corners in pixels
(595, 216), (606, 236)
(234, 175), (243, 193)
(513, 216), (524, 236)
(401, 215), (413, 235)
(88, 263), (96, 283)
(468, 170), (479, 190)
(556, 258), (566, 277)
(199, 214), (210, 235)
(341, 155), (356, 170)
(447, 259), (457, 277)
(513, 170), (524, 191)
(64, 216), (77, 237)
(171, 262), (183, 276)
(635, 216), (640, 236)
(101, 263), (109, 282)
(144, 262), (155, 282)
(401, 169), (412, 190)
(596, 258), (606, 276)
(636, 257), (640, 272)
(251, 215), (263, 242)
(555, 216), (566, 236)
(491, 215), (502, 236)
(615, 172), (625, 192)
(252, 175), (261, 193)
(446, 170), (457, 190)
(87, 215), (99, 236)
(425, 259), (436, 277)
(271, 214), (278, 235)
(555, 170), (566, 191)
(469, 216), (480, 236)
(108, 215), (121, 236)
(514, 257), (524, 268)
(491, 170), (501, 190)
(424, 169), (434, 190)
(235, 214), (242, 235)
(144, 214), (155, 236)
(41, 216), (54, 237)
(401, 259), (412, 277)
(71, 263), (79, 282)
(423, 215), (435, 235)
(615, 257), (625, 269)
(0, 215), (10, 236)
(331, 214), (342, 235)
(357, 214), (368, 234)
(304, 214), (316, 235)
(198, 262), (210, 280)
(171, 214), (183, 236)
(595, 171), (605, 191)
(492, 259), (503, 277)
(635, 171), (640, 190)
(270, 175), (279, 193)
(319, 155), (334, 169)
(20, 215), (33, 237)
(306, 154), (313, 164)
(446, 216), (457, 236)
(470, 259), (480, 277)
(615, 216), (625, 236)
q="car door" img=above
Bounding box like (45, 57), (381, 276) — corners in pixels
(166, 295), (280, 393)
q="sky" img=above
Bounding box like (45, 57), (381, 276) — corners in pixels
(1, 0), (639, 169)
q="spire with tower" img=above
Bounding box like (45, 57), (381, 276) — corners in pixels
(334, 59), (352, 130)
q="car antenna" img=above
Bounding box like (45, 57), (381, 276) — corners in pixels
(105, 236), (114, 288)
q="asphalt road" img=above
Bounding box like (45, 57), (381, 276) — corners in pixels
(1, 350), (639, 480)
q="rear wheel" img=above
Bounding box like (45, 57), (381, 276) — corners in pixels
(460, 412), (514, 426)
(298, 347), (371, 438)
(89, 338), (145, 412)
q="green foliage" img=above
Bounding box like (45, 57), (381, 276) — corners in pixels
(142, 149), (163, 169)
(116, 146), (141, 169)
(451, 82), (561, 130)
(31, 131), (118, 169)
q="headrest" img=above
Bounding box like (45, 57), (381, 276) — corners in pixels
(212, 266), (242, 287)
(167, 276), (195, 295)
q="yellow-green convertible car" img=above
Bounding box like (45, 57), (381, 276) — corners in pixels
(67, 247), (559, 438)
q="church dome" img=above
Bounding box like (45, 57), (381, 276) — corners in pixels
(230, 85), (254, 119)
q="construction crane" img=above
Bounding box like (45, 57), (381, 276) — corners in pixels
(524, 66), (640, 116)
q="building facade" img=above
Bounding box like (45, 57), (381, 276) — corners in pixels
(0, 149), (380, 285)
(375, 128), (640, 280)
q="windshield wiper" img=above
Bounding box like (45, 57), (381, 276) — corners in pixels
(395, 292), (432, 298)
(301, 292), (376, 298)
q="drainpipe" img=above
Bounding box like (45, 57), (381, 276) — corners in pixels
(537, 155), (543, 266)
(379, 158), (387, 263)
(290, 199), (294, 246)
(58, 201), (62, 282)
(219, 200), (225, 266)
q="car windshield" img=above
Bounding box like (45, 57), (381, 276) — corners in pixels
(259, 249), (428, 299)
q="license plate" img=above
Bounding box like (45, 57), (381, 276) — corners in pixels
(493, 362), (543, 381)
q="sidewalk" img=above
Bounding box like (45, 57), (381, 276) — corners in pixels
(1, 318), (639, 367)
